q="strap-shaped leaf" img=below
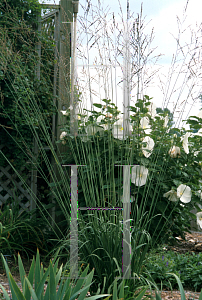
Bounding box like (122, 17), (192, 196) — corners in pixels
(166, 273), (186, 300)
(69, 263), (90, 297)
(24, 257), (35, 300)
(1, 254), (18, 300)
(53, 258), (59, 275)
(9, 272), (26, 300)
(25, 277), (39, 300)
(118, 279), (125, 300)
(58, 277), (72, 300)
(112, 277), (117, 300)
(44, 261), (56, 300)
(71, 266), (95, 300)
(134, 287), (148, 300)
(35, 249), (41, 292)
(35, 264), (50, 300)
(55, 263), (63, 287)
(18, 253), (26, 293)
(0, 283), (10, 300)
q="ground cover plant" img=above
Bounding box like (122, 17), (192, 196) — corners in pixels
(1, 0), (202, 299)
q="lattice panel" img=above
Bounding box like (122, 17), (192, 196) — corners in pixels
(0, 144), (33, 214)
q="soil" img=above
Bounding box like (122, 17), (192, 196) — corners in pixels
(0, 231), (202, 299)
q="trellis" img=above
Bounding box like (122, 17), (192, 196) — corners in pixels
(0, 0), (77, 219)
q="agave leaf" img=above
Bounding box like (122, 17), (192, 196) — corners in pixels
(9, 272), (26, 300)
(24, 257), (35, 300)
(112, 277), (117, 300)
(118, 279), (125, 300)
(18, 252), (26, 293)
(53, 258), (59, 275)
(55, 263), (63, 287)
(167, 273), (186, 300)
(134, 287), (148, 300)
(25, 277), (39, 300)
(0, 283), (11, 300)
(35, 264), (50, 299)
(61, 279), (74, 300)
(35, 249), (41, 292)
(44, 261), (56, 300)
(1, 254), (18, 300)
(199, 289), (202, 300)
(68, 263), (90, 298)
(155, 291), (162, 300)
(56, 278), (68, 300)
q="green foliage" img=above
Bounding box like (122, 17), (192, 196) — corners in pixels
(0, 195), (48, 257)
(144, 248), (202, 292)
(0, 0), (57, 171)
(0, 249), (131, 300)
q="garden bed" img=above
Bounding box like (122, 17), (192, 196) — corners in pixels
(1, 231), (202, 299)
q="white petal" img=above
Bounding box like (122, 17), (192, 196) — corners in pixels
(131, 165), (148, 186)
(142, 136), (154, 158)
(169, 146), (181, 158)
(163, 190), (178, 202)
(177, 184), (191, 203)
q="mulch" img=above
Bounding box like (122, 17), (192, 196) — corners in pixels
(1, 231), (202, 299)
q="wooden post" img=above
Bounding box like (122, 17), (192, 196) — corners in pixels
(50, 0), (74, 226)
(30, 13), (41, 213)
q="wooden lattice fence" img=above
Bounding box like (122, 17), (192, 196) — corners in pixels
(0, 144), (35, 213)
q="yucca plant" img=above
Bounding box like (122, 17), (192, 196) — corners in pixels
(0, 248), (112, 300)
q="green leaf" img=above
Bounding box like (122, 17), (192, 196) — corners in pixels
(135, 287), (148, 300)
(9, 272), (26, 300)
(35, 249), (41, 292)
(93, 103), (103, 109)
(25, 277), (39, 300)
(155, 291), (162, 300)
(199, 289), (202, 300)
(35, 265), (50, 299)
(44, 261), (56, 300)
(1, 254), (18, 300)
(166, 273), (186, 300)
(18, 253), (26, 293)
(102, 99), (111, 104)
(0, 283), (10, 300)
(24, 257), (35, 300)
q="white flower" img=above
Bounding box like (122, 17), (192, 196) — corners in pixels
(140, 117), (152, 135)
(142, 136), (155, 158)
(182, 132), (190, 154)
(163, 190), (178, 202)
(60, 131), (67, 145)
(164, 115), (169, 127)
(196, 212), (202, 229)
(177, 184), (192, 203)
(147, 102), (157, 118)
(112, 118), (132, 140)
(169, 146), (181, 158)
(131, 165), (148, 186)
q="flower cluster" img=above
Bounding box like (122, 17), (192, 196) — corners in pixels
(163, 184), (192, 203)
(59, 97), (202, 232)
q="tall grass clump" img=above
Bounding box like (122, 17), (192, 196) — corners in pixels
(1, 0), (202, 298)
